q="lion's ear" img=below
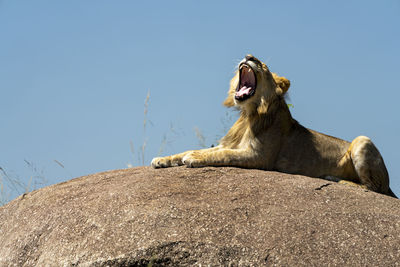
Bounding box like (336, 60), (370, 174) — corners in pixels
(272, 72), (290, 96)
(223, 71), (239, 107)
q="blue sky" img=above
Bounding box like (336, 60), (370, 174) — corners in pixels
(1, 1), (399, 201)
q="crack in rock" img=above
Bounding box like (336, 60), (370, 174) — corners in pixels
(314, 183), (331, 191)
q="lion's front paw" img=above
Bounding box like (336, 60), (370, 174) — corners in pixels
(182, 152), (205, 168)
(151, 157), (171, 168)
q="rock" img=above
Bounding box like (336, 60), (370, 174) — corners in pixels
(0, 166), (399, 266)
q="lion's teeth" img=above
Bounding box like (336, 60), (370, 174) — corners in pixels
(248, 68), (251, 73)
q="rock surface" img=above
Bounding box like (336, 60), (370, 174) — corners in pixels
(0, 166), (399, 266)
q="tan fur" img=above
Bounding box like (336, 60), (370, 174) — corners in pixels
(151, 55), (396, 198)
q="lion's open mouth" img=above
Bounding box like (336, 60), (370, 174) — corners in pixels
(235, 63), (257, 101)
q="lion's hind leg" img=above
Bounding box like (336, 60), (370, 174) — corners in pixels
(324, 175), (367, 189)
(337, 180), (368, 189)
(349, 136), (394, 197)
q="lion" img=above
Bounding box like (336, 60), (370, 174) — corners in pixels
(151, 54), (397, 198)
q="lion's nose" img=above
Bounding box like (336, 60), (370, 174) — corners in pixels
(245, 55), (255, 61)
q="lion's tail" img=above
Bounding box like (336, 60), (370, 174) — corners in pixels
(387, 188), (398, 199)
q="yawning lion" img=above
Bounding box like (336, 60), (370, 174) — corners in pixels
(151, 55), (397, 198)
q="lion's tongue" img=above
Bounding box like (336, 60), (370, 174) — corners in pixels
(236, 86), (252, 97)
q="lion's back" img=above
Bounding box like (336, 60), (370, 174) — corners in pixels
(275, 123), (351, 178)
